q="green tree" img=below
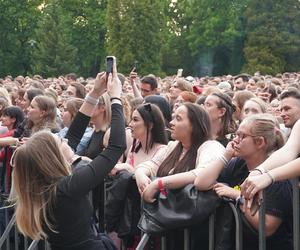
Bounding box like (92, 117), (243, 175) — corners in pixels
(160, 0), (195, 76)
(185, 0), (246, 76)
(243, 0), (300, 75)
(106, 0), (166, 75)
(0, 0), (42, 77)
(32, 1), (78, 77)
(59, 0), (108, 77)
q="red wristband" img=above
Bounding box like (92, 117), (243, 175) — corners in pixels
(158, 178), (167, 197)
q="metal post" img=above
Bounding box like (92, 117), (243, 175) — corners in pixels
(161, 236), (167, 250)
(229, 203), (243, 250)
(183, 229), (190, 250)
(292, 178), (299, 250)
(209, 213), (215, 250)
(0, 213), (16, 248)
(136, 234), (150, 250)
(27, 240), (39, 250)
(258, 191), (266, 250)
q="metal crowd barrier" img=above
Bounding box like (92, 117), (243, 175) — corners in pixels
(0, 178), (298, 250)
(0, 206), (51, 250)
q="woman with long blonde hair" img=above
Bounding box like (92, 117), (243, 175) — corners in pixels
(11, 67), (126, 250)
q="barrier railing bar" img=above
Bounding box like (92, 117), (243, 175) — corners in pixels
(14, 224), (18, 250)
(24, 236), (28, 249)
(292, 178), (299, 250)
(228, 202), (243, 250)
(5, 208), (10, 250)
(259, 190), (266, 250)
(209, 213), (215, 250)
(27, 240), (38, 250)
(0, 212), (16, 248)
(183, 229), (189, 250)
(161, 236), (166, 250)
(136, 233), (150, 250)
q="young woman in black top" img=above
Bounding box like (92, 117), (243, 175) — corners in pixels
(11, 67), (126, 250)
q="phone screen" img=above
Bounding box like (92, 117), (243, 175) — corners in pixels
(106, 57), (114, 74)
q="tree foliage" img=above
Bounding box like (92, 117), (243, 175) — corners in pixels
(32, 1), (78, 77)
(0, 0), (42, 76)
(106, 0), (166, 75)
(243, 0), (300, 75)
(1, 0), (300, 78)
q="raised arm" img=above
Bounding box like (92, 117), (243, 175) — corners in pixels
(66, 72), (107, 151)
(63, 63), (126, 196)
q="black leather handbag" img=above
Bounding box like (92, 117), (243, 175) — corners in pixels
(138, 184), (221, 234)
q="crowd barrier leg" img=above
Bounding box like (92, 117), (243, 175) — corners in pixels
(292, 178), (299, 250)
(258, 191), (266, 250)
(136, 233), (150, 250)
(161, 236), (166, 250)
(27, 240), (39, 250)
(183, 229), (189, 250)
(208, 213), (215, 250)
(228, 203), (243, 250)
(0, 212), (15, 248)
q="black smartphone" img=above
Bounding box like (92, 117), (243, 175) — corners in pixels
(106, 56), (114, 74)
(132, 60), (138, 72)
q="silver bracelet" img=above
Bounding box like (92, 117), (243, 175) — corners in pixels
(84, 95), (99, 106)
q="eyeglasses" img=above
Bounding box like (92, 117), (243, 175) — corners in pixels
(234, 131), (257, 141)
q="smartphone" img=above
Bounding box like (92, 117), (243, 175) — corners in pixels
(132, 60), (138, 72)
(106, 56), (115, 74)
(177, 69), (183, 77)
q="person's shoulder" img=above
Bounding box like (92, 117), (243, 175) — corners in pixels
(197, 140), (225, 152)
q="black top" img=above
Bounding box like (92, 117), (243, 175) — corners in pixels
(66, 107), (105, 160)
(218, 157), (293, 250)
(46, 104), (126, 250)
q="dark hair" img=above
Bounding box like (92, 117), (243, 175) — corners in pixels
(144, 95), (172, 124)
(26, 88), (44, 103)
(140, 76), (158, 90)
(157, 103), (211, 176)
(133, 103), (168, 153)
(211, 92), (237, 137)
(2, 106), (25, 129)
(70, 82), (86, 99)
(280, 88), (300, 101)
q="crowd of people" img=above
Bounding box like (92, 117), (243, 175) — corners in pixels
(0, 65), (300, 250)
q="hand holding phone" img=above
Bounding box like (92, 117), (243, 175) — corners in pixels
(177, 69), (183, 77)
(106, 56), (115, 74)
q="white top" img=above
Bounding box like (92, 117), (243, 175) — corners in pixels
(136, 140), (225, 177)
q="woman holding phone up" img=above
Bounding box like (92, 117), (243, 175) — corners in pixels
(10, 63), (127, 250)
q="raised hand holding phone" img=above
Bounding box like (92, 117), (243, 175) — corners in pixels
(106, 56), (122, 99)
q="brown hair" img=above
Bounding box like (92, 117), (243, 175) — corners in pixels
(27, 96), (58, 134)
(65, 98), (84, 121)
(243, 114), (285, 154)
(13, 131), (71, 239)
(157, 103), (211, 176)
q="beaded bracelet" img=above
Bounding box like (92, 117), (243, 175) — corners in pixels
(84, 95), (99, 106)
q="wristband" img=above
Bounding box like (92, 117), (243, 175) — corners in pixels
(254, 166), (266, 174)
(265, 172), (275, 185)
(158, 178), (167, 197)
(110, 97), (122, 102)
(84, 95), (99, 106)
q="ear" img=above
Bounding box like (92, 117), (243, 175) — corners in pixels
(11, 117), (16, 123)
(218, 107), (226, 118)
(40, 110), (46, 117)
(254, 136), (266, 149)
